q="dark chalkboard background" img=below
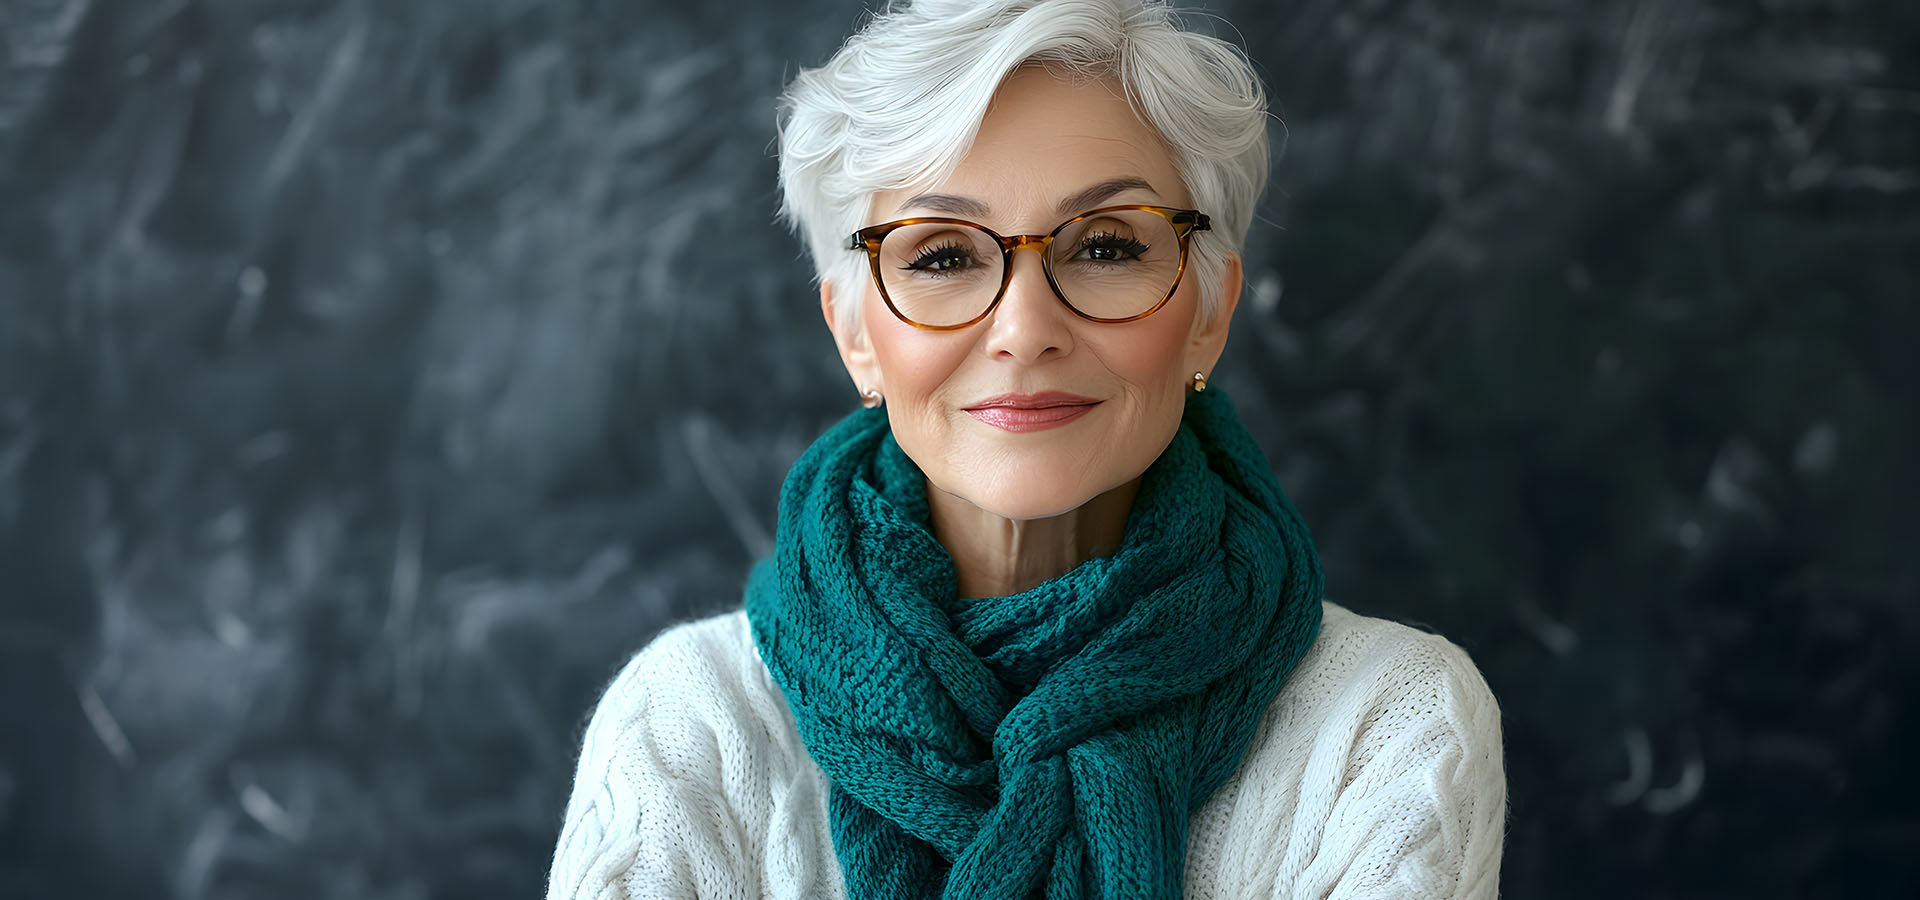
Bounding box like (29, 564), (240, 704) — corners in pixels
(2, 0), (1916, 897)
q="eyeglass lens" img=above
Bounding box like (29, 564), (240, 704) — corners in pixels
(874, 209), (1184, 327)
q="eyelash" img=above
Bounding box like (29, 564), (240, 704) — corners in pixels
(903, 234), (1151, 275)
(902, 236), (1152, 268)
(904, 241), (977, 276)
(1076, 231), (1150, 261)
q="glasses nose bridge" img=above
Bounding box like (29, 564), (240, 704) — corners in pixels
(994, 231), (1061, 301)
(998, 232), (1054, 257)
(997, 232), (1059, 288)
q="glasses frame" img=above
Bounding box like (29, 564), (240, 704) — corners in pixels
(847, 204), (1212, 331)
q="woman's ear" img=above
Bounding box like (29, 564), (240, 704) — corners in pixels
(821, 279), (881, 394)
(1186, 252), (1243, 376)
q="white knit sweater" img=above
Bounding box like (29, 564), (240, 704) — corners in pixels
(547, 600), (1507, 899)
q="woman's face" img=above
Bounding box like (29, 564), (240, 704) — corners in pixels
(824, 65), (1241, 521)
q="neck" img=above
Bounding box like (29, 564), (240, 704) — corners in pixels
(926, 478), (1141, 599)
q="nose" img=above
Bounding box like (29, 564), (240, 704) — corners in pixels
(983, 240), (1074, 362)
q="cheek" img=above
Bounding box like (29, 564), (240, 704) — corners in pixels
(865, 292), (967, 401)
(1096, 296), (1199, 409)
(1083, 292), (1203, 482)
(863, 291), (971, 453)
(1104, 319), (1191, 387)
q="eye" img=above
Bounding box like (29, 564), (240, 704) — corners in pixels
(1077, 231), (1151, 262)
(903, 241), (979, 275)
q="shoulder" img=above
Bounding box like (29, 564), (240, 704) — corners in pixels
(1190, 602), (1506, 898)
(598, 607), (758, 700)
(1287, 601), (1505, 800)
(1282, 601), (1503, 739)
(549, 607), (820, 900)
(1252, 600), (1508, 896)
(576, 607), (779, 768)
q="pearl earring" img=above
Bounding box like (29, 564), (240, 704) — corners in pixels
(860, 388), (883, 409)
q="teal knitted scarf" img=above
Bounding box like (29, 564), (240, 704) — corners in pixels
(745, 388), (1324, 900)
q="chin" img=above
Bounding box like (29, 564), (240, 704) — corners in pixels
(940, 465), (1112, 521)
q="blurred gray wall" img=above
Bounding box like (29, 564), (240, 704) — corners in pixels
(2, 0), (1915, 897)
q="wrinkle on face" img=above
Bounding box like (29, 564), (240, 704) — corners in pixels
(828, 64), (1235, 599)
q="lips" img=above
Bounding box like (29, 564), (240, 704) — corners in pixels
(962, 391), (1100, 433)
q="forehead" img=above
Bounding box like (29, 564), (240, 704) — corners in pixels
(873, 66), (1191, 226)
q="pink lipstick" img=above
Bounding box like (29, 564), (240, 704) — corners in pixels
(962, 391), (1100, 433)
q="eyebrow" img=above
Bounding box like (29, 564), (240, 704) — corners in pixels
(1055, 176), (1158, 217)
(898, 176), (1160, 220)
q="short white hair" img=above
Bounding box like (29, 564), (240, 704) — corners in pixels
(777, 0), (1271, 334)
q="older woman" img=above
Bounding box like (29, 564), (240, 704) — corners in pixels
(548, 1), (1506, 898)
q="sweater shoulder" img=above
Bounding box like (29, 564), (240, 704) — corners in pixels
(1233, 599), (1504, 795)
(1307, 600), (1500, 718)
(1184, 601), (1508, 898)
(620, 605), (756, 676)
(1283, 600), (1505, 807)
(587, 606), (769, 742)
(548, 606), (826, 900)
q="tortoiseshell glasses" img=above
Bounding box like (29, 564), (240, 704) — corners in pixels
(847, 204), (1211, 331)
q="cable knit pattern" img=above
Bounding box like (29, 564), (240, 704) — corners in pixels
(547, 600), (1507, 899)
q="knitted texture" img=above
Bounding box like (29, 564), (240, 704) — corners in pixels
(545, 602), (1509, 900)
(742, 388), (1325, 900)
